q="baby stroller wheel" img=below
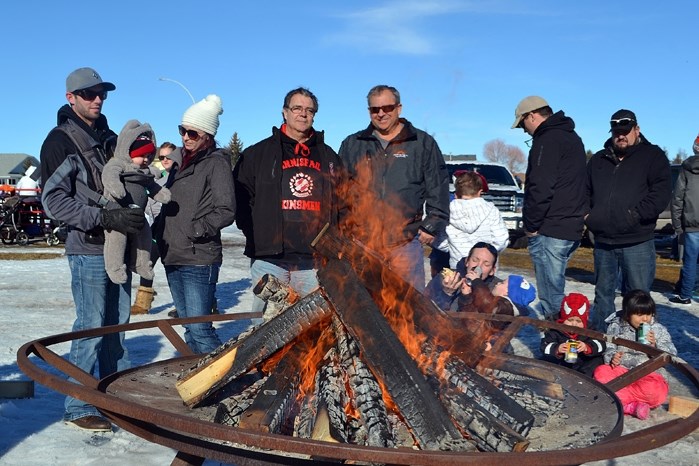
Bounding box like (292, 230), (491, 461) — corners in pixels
(16, 232), (29, 246)
(47, 234), (60, 246)
(1, 225), (15, 244)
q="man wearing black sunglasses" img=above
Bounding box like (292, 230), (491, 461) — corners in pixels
(585, 109), (672, 331)
(511, 96), (587, 321)
(338, 85), (449, 292)
(39, 67), (144, 432)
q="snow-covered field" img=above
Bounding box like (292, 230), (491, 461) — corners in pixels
(1, 227), (697, 465)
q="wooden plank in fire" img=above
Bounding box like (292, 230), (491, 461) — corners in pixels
(176, 290), (334, 407)
(318, 258), (475, 452)
(238, 340), (309, 434)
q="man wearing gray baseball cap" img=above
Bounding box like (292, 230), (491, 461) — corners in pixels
(39, 67), (143, 432)
(511, 96), (587, 322)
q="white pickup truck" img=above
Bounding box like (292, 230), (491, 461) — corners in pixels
(445, 160), (524, 245)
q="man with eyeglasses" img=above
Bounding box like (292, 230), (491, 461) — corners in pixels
(234, 87), (344, 316)
(338, 85), (449, 292)
(511, 96), (587, 321)
(39, 67), (145, 432)
(585, 109), (672, 330)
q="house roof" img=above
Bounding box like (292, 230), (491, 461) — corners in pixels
(0, 153), (40, 178)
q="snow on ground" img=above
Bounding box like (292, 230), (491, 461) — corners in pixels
(1, 226), (697, 465)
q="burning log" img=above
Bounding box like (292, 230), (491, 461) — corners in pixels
(318, 258), (475, 451)
(312, 225), (484, 367)
(252, 273), (300, 321)
(331, 316), (395, 448)
(176, 290), (333, 407)
(422, 342), (534, 436)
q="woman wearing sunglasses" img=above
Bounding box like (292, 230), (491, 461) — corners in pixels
(153, 94), (236, 354)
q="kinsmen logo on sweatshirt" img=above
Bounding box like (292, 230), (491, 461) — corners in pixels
(289, 173), (314, 198)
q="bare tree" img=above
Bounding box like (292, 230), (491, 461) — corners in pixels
(672, 148), (687, 164)
(483, 139), (526, 173)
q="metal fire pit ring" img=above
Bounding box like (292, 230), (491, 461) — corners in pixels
(17, 312), (699, 466)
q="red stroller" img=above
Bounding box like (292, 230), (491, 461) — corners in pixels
(0, 196), (62, 246)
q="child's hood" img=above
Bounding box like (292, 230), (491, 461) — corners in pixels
(114, 119), (156, 163)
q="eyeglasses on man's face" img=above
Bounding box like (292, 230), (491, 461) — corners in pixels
(287, 106), (316, 115)
(369, 104), (400, 114)
(610, 118), (636, 129)
(178, 125), (203, 141)
(74, 88), (108, 101)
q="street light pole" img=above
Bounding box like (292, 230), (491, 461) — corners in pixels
(158, 77), (196, 104)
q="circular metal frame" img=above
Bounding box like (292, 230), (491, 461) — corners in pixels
(17, 313), (699, 466)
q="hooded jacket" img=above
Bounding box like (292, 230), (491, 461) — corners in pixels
(585, 135), (672, 245)
(155, 146), (235, 266)
(40, 104), (117, 255)
(338, 119), (449, 248)
(671, 155), (699, 234)
(523, 111), (587, 240)
(234, 127), (343, 259)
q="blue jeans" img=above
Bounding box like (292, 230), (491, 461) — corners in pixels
(165, 264), (222, 354)
(679, 231), (699, 300)
(591, 239), (656, 330)
(64, 254), (131, 421)
(527, 234), (579, 319)
(388, 236), (426, 292)
(250, 259), (319, 314)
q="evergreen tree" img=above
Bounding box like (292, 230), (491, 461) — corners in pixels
(228, 132), (244, 166)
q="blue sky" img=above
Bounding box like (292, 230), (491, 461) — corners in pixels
(2, 1), (697, 161)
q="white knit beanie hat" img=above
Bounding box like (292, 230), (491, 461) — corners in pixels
(181, 94), (223, 136)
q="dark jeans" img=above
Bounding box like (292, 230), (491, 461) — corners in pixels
(590, 239), (656, 330)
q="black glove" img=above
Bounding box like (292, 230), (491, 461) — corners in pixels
(101, 207), (145, 234)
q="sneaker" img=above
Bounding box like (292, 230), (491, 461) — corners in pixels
(634, 402), (650, 420)
(669, 295), (691, 305)
(66, 415), (112, 432)
(167, 309), (179, 318)
(622, 402), (638, 416)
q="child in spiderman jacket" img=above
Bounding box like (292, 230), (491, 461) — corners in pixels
(540, 293), (606, 376)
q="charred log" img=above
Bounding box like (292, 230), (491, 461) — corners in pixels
(440, 387), (530, 452)
(214, 376), (267, 426)
(176, 289), (333, 407)
(238, 342), (308, 434)
(422, 342), (534, 436)
(318, 258), (474, 451)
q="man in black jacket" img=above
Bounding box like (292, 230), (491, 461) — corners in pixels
(234, 87), (344, 315)
(339, 85), (449, 292)
(585, 110), (672, 329)
(511, 96), (587, 320)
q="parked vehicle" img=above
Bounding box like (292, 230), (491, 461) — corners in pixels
(444, 160), (524, 246)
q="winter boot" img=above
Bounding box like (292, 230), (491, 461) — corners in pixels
(131, 286), (155, 315)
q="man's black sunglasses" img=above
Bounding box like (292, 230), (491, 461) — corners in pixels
(74, 89), (108, 101)
(610, 118), (636, 128)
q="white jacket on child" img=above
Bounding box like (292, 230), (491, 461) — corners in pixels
(435, 197), (509, 268)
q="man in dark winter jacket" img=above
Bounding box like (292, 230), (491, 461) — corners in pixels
(339, 85), (450, 292)
(585, 110), (672, 330)
(234, 87), (344, 315)
(669, 134), (699, 305)
(40, 67), (145, 432)
(511, 96), (587, 320)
